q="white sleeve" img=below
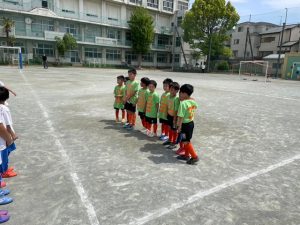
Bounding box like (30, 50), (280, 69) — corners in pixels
(0, 81), (4, 87)
(2, 107), (13, 126)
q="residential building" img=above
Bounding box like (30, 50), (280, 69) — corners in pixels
(0, 0), (189, 67)
(230, 22), (279, 59)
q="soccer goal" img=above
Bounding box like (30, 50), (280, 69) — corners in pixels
(239, 61), (269, 82)
(0, 46), (23, 70)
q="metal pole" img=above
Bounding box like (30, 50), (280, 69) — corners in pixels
(207, 34), (212, 72)
(275, 8), (288, 79)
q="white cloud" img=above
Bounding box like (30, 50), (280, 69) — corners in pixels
(262, 0), (300, 9)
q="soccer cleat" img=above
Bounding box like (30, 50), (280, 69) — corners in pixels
(7, 167), (14, 172)
(0, 197), (13, 205)
(167, 144), (177, 149)
(161, 136), (169, 141)
(163, 141), (172, 146)
(123, 123), (130, 128)
(0, 210), (8, 216)
(175, 147), (185, 156)
(0, 190), (10, 197)
(176, 155), (190, 161)
(0, 214), (9, 223)
(2, 170), (17, 178)
(0, 182), (6, 188)
(159, 135), (166, 140)
(187, 157), (199, 165)
(141, 129), (148, 133)
(125, 125), (134, 130)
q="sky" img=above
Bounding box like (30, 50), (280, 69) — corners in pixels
(189, 0), (300, 25)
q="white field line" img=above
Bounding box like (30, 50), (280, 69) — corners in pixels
(130, 153), (300, 225)
(20, 71), (100, 225)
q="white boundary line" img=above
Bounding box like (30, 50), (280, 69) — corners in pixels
(130, 153), (300, 225)
(20, 71), (100, 225)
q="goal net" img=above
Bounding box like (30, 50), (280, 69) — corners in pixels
(0, 46), (23, 69)
(239, 61), (269, 82)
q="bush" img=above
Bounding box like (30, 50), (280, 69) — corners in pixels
(216, 61), (229, 71)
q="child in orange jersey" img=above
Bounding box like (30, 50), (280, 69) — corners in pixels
(113, 75), (126, 123)
(176, 84), (199, 165)
(145, 80), (160, 137)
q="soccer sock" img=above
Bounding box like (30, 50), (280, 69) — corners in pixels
(128, 113), (132, 125)
(153, 124), (158, 134)
(121, 110), (125, 120)
(115, 109), (119, 120)
(126, 111), (129, 123)
(161, 124), (165, 135)
(142, 118), (146, 128)
(173, 131), (178, 144)
(168, 127), (173, 142)
(164, 125), (169, 137)
(132, 113), (136, 126)
(185, 143), (198, 159)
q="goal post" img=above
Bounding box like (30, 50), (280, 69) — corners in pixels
(239, 60), (269, 82)
(0, 46), (23, 70)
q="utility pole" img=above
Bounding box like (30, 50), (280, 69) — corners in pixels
(275, 8), (288, 79)
(207, 33), (212, 72)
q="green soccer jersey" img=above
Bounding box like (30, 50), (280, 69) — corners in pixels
(114, 85), (126, 109)
(137, 88), (149, 113)
(167, 95), (180, 116)
(158, 92), (170, 120)
(125, 80), (139, 104)
(177, 99), (198, 123)
(145, 91), (160, 118)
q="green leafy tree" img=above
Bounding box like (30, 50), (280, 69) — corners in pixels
(1, 17), (16, 46)
(128, 7), (155, 67)
(182, 0), (239, 69)
(55, 33), (77, 62)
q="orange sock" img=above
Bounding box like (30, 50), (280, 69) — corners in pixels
(132, 113), (136, 126)
(128, 113), (132, 124)
(126, 112), (129, 123)
(185, 143), (198, 159)
(168, 128), (173, 142)
(153, 124), (158, 134)
(121, 110), (125, 120)
(142, 118), (146, 128)
(165, 125), (169, 137)
(173, 131), (178, 144)
(115, 109), (119, 120)
(161, 124), (165, 135)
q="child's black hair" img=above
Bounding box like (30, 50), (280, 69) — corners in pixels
(117, 75), (125, 81)
(170, 82), (180, 91)
(0, 87), (9, 102)
(141, 77), (150, 86)
(124, 76), (130, 82)
(149, 80), (157, 88)
(128, 68), (137, 74)
(163, 78), (173, 85)
(179, 84), (194, 96)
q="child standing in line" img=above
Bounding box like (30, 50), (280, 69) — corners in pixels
(145, 80), (160, 137)
(158, 78), (173, 141)
(123, 69), (139, 130)
(163, 82), (180, 149)
(176, 84), (199, 165)
(137, 77), (150, 131)
(114, 75), (126, 123)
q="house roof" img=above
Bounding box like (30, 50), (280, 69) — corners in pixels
(237, 22), (278, 27)
(260, 24), (299, 35)
(263, 54), (285, 59)
(282, 41), (299, 47)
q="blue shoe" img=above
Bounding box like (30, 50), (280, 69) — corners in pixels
(0, 197), (13, 205)
(161, 136), (169, 141)
(0, 190), (10, 197)
(123, 123), (130, 128)
(159, 135), (166, 140)
(125, 125), (134, 130)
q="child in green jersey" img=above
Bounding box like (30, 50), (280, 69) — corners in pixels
(145, 80), (160, 137)
(137, 77), (150, 131)
(163, 82), (180, 149)
(114, 75), (126, 123)
(158, 78), (173, 141)
(176, 84), (199, 165)
(123, 69), (139, 130)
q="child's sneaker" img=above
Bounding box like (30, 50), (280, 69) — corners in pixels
(0, 182), (6, 188)
(121, 118), (126, 123)
(175, 147), (185, 156)
(0, 214), (9, 223)
(187, 157), (199, 165)
(125, 125), (134, 130)
(0, 197), (13, 205)
(2, 170), (17, 178)
(123, 123), (130, 128)
(159, 135), (166, 140)
(147, 131), (154, 137)
(0, 210), (8, 215)
(167, 143), (177, 149)
(0, 190), (10, 197)
(176, 155), (190, 161)
(163, 141), (172, 146)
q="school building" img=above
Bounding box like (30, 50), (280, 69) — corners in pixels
(0, 0), (193, 67)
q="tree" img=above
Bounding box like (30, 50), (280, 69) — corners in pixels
(1, 17), (16, 46)
(128, 7), (155, 67)
(55, 33), (77, 62)
(182, 0), (239, 70)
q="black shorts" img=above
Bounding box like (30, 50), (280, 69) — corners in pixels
(124, 102), (136, 113)
(114, 107), (125, 110)
(145, 116), (157, 124)
(138, 112), (146, 120)
(167, 114), (176, 130)
(159, 118), (168, 124)
(180, 121), (194, 142)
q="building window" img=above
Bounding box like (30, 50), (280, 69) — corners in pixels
(36, 43), (54, 56)
(174, 54), (180, 63)
(32, 20), (54, 34)
(163, 0), (173, 12)
(62, 9), (75, 14)
(157, 35), (169, 47)
(176, 37), (181, 47)
(86, 13), (98, 18)
(106, 49), (121, 61)
(238, 27), (243, 32)
(130, 0), (142, 4)
(142, 52), (154, 62)
(3, 0), (19, 5)
(157, 53), (167, 63)
(107, 29), (121, 40)
(177, 1), (188, 11)
(233, 50), (238, 57)
(147, 0), (158, 8)
(177, 16), (182, 27)
(233, 39), (239, 45)
(125, 51), (137, 63)
(14, 42), (27, 54)
(85, 48), (102, 58)
(65, 24), (77, 36)
(261, 37), (275, 43)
